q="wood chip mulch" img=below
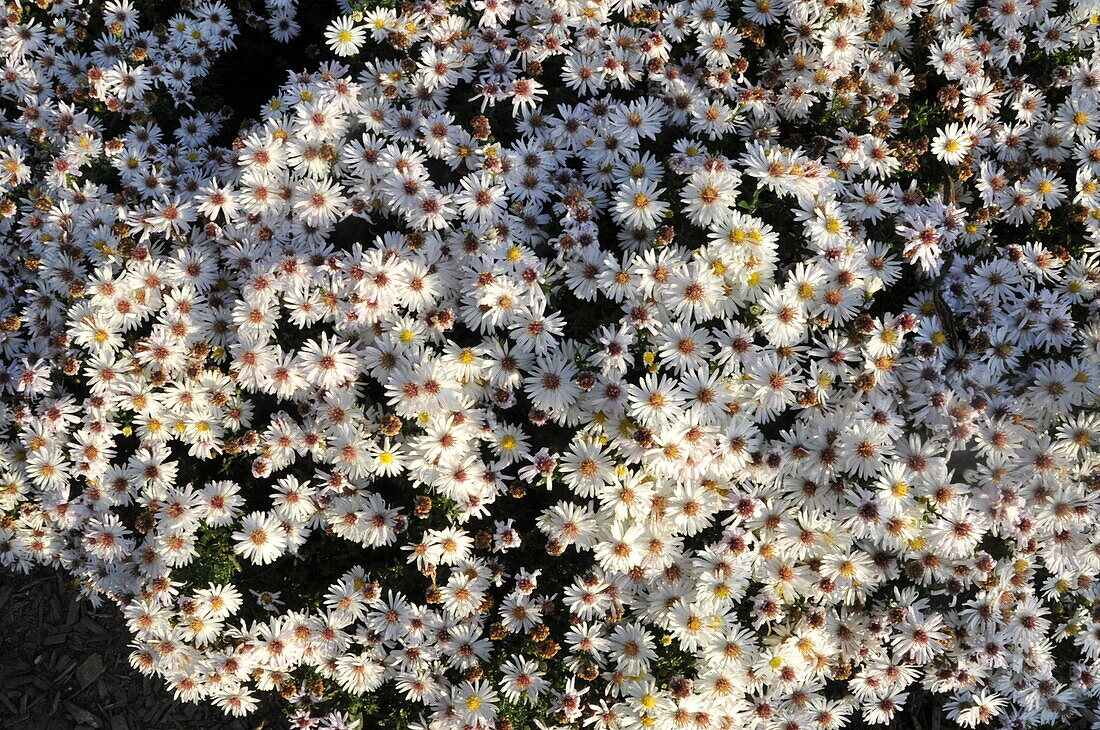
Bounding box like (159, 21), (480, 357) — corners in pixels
(0, 570), (287, 730)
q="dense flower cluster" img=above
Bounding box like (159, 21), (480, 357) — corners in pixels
(2, 0), (1100, 728)
(246, 0), (301, 43)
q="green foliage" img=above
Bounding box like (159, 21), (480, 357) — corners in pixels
(177, 526), (241, 585)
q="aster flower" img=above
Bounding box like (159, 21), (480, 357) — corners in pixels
(612, 180), (670, 229)
(293, 179), (347, 226)
(325, 16), (366, 57)
(297, 334), (359, 390)
(233, 512), (289, 565)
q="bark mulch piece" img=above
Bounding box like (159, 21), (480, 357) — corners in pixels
(0, 570), (286, 730)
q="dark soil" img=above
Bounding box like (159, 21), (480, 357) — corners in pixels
(0, 570), (286, 730)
